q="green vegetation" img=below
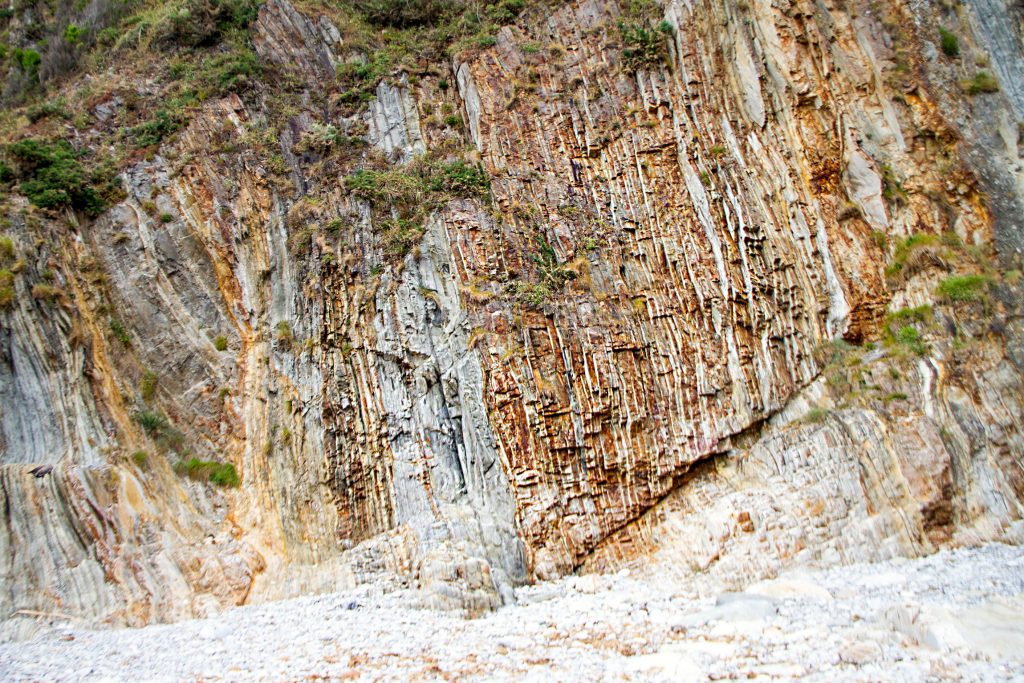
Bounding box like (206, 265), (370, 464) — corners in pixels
(938, 27), (959, 57)
(31, 283), (60, 301)
(131, 450), (149, 467)
(803, 407), (830, 424)
(881, 303), (933, 356)
(110, 318), (132, 344)
(130, 110), (186, 149)
(140, 370), (159, 401)
(134, 409), (168, 434)
(965, 71), (1000, 94)
(0, 268), (15, 309)
(887, 304), (933, 325)
(352, 0), (455, 27)
(619, 21), (670, 71)
(275, 320), (293, 346)
(514, 235), (576, 306)
(159, 213), (174, 223)
(26, 99), (71, 123)
(1, 139), (116, 215)
(133, 410), (186, 452)
(13, 48), (41, 75)
(936, 273), (989, 302)
(885, 233), (943, 278)
(137, 0), (260, 50)
(880, 164), (907, 205)
(343, 157), (489, 260)
(892, 325), (928, 356)
(177, 458), (240, 487)
(0, 239), (14, 305)
(213, 335), (229, 351)
(64, 24), (85, 45)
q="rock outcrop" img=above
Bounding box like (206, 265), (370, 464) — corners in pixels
(1, 0), (1022, 637)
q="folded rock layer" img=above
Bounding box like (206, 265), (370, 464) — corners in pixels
(1, 0), (1022, 635)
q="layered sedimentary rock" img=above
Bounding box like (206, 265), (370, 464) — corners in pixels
(1, 0), (1023, 637)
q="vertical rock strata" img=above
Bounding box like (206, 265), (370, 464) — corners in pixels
(1, 0), (1023, 633)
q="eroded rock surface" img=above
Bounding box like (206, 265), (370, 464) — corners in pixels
(1, 0), (1023, 637)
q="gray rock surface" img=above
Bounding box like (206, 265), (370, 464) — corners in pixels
(2, 543), (1022, 681)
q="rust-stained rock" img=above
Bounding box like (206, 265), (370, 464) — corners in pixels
(1, 0), (1023, 637)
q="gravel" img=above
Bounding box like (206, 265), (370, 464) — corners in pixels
(2, 543), (1023, 681)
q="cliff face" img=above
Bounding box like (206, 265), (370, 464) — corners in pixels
(1, 0), (1023, 637)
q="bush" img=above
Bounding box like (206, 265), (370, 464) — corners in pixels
(129, 109), (187, 148)
(803, 407), (830, 424)
(343, 158), (491, 261)
(110, 317), (131, 344)
(152, 0), (260, 49)
(965, 71), (999, 94)
(213, 334), (228, 351)
(880, 164), (907, 204)
(201, 45), (261, 90)
(353, 0), (458, 27)
(3, 138), (109, 215)
(619, 22), (667, 71)
(274, 320), (293, 345)
(0, 236), (14, 260)
(178, 457), (240, 487)
(429, 160), (489, 197)
(13, 48), (41, 73)
(31, 283), (60, 301)
(887, 304), (932, 325)
(64, 23), (85, 45)
(131, 450), (148, 467)
(140, 370), (159, 401)
(938, 28), (959, 57)
(894, 325), (928, 355)
(0, 269), (14, 309)
(936, 274), (989, 301)
(26, 99), (70, 123)
(133, 409), (187, 452)
(133, 409), (168, 434)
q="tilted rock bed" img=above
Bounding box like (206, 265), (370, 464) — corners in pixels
(2, 543), (1022, 681)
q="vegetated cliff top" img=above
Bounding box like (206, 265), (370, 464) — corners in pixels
(0, 0), (588, 210)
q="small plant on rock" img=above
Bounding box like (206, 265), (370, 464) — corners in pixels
(619, 21), (668, 71)
(965, 71), (999, 94)
(177, 458), (240, 487)
(936, 273), (989, 302)
(938, 28), (959, 57)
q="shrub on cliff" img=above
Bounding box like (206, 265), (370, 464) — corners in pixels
(0, 269), (15, 309)
(2, 138), (109, 215)
(619, 20), (671, 71)
(133, 409), (187, 452)
(964, 71), (999, 95)
(150, 0), (260, 49)
(938, 27), (959, 58)
(177, 458), (240, 487)
(353, 0), (460, 27)
(936, 274), (989, 302)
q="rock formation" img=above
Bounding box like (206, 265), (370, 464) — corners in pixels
(0, 0), (1022, 638)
